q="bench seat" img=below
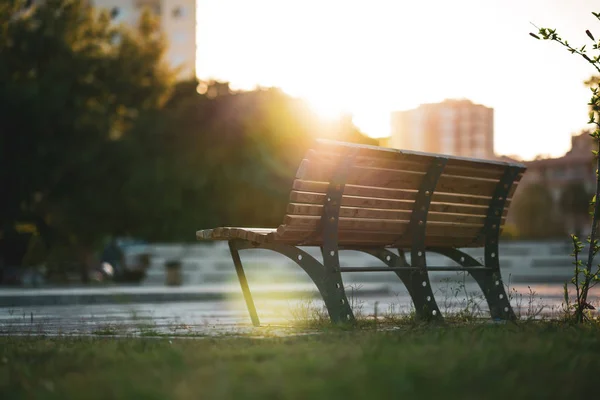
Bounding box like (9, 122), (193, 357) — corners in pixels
(198, 223), (488, 248)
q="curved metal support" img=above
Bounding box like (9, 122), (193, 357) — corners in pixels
(321, 147), (359, 276)
(480, 166), (522, 262)
(233, 239), (354, 324)
(357, 248), (443, 321)
(430, 247), (516, 320)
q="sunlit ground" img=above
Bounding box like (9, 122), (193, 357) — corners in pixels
(2, 282), (599, 338)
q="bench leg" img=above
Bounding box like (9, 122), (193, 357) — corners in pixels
(320, 246), (356, 323)
(430, 247), (516, 321)
(228, 240), (260, 327)
(358, 248), (443, 321)
(234, 240), (354, 324)
(398, 249), (443, 321)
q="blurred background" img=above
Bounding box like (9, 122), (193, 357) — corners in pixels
(0, 0), (598, 290)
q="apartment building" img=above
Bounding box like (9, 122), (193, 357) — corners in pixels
(92, 0), (196, 80)
(499, 131), (594, 236)
(389, 99), (494, 159)
(521, 131), (596, 200)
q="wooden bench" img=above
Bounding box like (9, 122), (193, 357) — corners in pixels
(196, 139), (526, 325)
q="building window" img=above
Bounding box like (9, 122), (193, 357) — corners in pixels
(135, 0), (161, 15)
(110, 7), (131, 23)
(172, 6), (185, 18)
(111, 32), (122, 45)
(172, 54), (187, 66)
(553, 168), (564, 179)
(172, 32), (187, 44)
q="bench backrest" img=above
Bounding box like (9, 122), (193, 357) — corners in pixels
(275, 139), (526, 248)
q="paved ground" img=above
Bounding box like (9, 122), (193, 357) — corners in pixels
(1, 283), (598, 338)
(3, 241), (597, 338)
(0, 283), (389, 307)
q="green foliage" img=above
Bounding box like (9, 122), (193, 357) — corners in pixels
(559, 181), (593, 237)
(509, 184), (565, 239)
(0, 0), (174, 260)
(0, 1), (378, 274)
(111, 81), (377, 242)
(560, 182), (593, 215)
(183, 83), (374, 235)
(499, 222), (519, 239)
(531, 11), (600, 322)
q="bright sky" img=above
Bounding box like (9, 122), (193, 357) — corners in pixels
(196, 0), (599, 161)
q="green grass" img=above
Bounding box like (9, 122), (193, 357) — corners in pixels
(2, 322), (600, 399)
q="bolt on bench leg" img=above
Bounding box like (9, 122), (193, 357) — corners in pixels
(404, 270), (443, 321)
(359, 248), (443, 321)
(319, 246), (355, 323)
(320, 278), (355, 323)
(404, 249), (444, 322)
(228, 240), (260, 327)
(431, 247), (516, 321)
(469, 270), (515, 320)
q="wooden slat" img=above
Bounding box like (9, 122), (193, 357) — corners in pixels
(271, 228), (485, 248)
(292, 180), (517, 206)
(306, 149), (524, 181)
(286, 203), (501, 225)
(313, 139), (526, 175)
(281, 215), (482, 237)
(197, 226), (489, 248)
(289, 191), (510, 217)
(196, 227), (277, 243)
(297, 159), (518, 198)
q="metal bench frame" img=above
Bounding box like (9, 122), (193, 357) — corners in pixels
(224, 147), (522, 326)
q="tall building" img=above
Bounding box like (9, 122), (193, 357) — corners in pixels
(92, 0), (196, 80)
(389, 99), (494, 159)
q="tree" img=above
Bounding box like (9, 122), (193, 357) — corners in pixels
(585, 76), (600, 87)
(0, 0), (174, 279)
(559, 181), (592, 238)
(150, 81), (378, 234)
(510, 183), (565, 239)
(0, 1), (380, 281)
(530, 13), (600, 321)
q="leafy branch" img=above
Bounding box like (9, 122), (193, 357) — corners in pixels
(530, 11), (600, 322)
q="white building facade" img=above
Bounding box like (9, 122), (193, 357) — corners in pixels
(92, 0), (196, 80)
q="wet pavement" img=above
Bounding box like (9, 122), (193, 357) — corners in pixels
(1, 283), (598, 338)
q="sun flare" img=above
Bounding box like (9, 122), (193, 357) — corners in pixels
(286, 85), (398, 139)
(196, 0), (596, 159)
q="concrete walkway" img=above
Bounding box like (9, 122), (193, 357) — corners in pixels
(0, 283), (390, 307)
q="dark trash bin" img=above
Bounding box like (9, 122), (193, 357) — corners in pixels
(165, 260), (182, 286)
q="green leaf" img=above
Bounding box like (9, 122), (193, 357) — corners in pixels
(586, 30), (595, 41)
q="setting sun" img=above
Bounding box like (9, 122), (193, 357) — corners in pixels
(197, 0), (598, 159)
